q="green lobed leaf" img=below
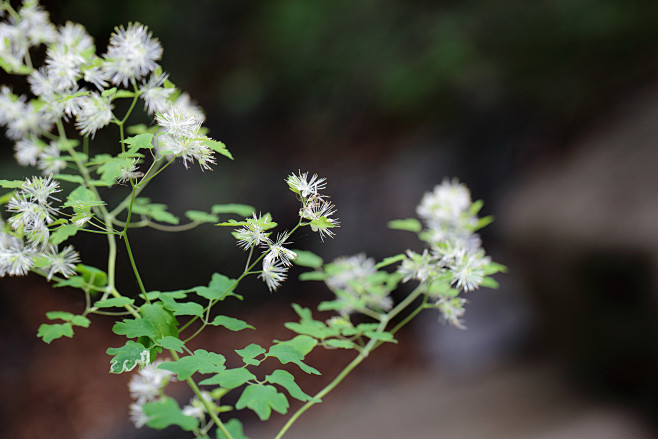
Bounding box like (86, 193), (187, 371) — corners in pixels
(123, 133), (154, 151)
(195, 273), (237, 301)
(37, 323), (73, 343)
(267, 336), (320, 375)
(185, 210), (219, 223)
(236, 343), (266, 366)
(236, 384), (289, 421)
(64, 186), (104, 208)
(94, 297), (135, 308)
(387, 218), (422, 233)
(0, 179), (23, 188)
(113, 303), (178, 341)
(158, 349), (226, 380)
(159, 294), (204, 317)
(298, 271), (327, 281)
(374, 254), (407, 270)
(211, 315), (254, 331)
(76, 264), (108, 287)
(364, 331), (397, 343)
(96, 156), (137, 186)
(157, 336), (185, 352)
(143, 397), (199, 431)
(199, 367), (256, 389)
(216, 419), (249, 439)
(202, 139), (233, 160)
(52, 174), (84, 184)
(50, 224), (78, 245)
(131, 198), (180, 225)
(324, 339), (356, 349)
(291, 249), (323, 268)
(211, 203), (255, 217)
(46, 311), (90, 327)
(106, 340), (150, 373)
(265, 369), (319, 403)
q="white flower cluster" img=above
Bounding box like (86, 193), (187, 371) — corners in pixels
(128, 360), (174, 428)
(398, 178), (492, 328)
(0, 0), (220, 174)
(1, 176), (80, 278)
(325, 253), (393, 315)
(287, 171), (339, 241)
(128, 361), (216, 428)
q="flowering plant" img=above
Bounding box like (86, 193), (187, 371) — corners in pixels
(0, 1), (505, 438)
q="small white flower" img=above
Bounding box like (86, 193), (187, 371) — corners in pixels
(129, 401), (149, 428)
(128, 360), (174, 404)
(117, 158), (144, 183)
(16, 0), (57, 47)
(259, 257), (288, 292)
(156, 106), (201, 139)
(21, 175), (61, 205)
(45, 42), (85, 91)
(287, 171), (327, 199)
(56, 21), (94, 56)
(75, 92), (113, 137)
(234, 214), (271, 250)
(43, 244), (80, 280)
(14, 137), (42, 166)
(398, 249), (436, 283)
(103, 22), (162, 86)
(139, 72), (173, 114)
(0, 237), (36, 276)
(326, 253), (376, 293)
(37, 142), (67, 175)
(436, 297), (467, 329)
(262, 232), (297, 267)
(448, 249), (489, 292)
(181, 391), (214, 419)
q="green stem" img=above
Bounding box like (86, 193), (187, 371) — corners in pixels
(123, 231), (150, 303)
(170, 351), (234, 439)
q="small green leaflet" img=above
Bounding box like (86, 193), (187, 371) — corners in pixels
(94, 297), (135, 308)
(199, 367), (256, 389)
(185, 210), (219, 223)
(195, 273), (238, 301)
(266, 336), (319, 375)
(216, 419), (249, 439)
(202, 139), (233, 160)
(374, 254), (406, 270)
(123, 133), (154, 151)
(0, 179), (23, 188)
(76, 264), (108, 287)
(52, 174), (84, 184)
(50, 224), (78, 245)
(64, 186), (104, 208)
(156, 336), (185, 352)
(236, 384), (289, 421)
(211, 203), (255, 217)
(265, 369), (319, 403)
(95, 156), (137, 186)
(211, 315), (254, 331)
(236, 343), (265, 366)
(158, 349), (226, 380)
(106, 340), (150, 373)
(37, 323), (73, 343)
(46, 311), (91, 327)
(131, 198), (180, 224)
(113, 303), (178, 340)
(291, 249), (323, 268)
(387, 218), (422, 233)
(159, 294), (205, 317)
(143, 397), (199, 431)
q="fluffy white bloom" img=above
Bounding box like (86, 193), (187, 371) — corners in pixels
(326, 253), (377, 293)
(234, 214), (271, 250)
(56, 21), (94, 56)
(43, 244), (80, 280)
(139, 72), (173, 114)
(117, 158), (144, 183)
(157, 133), (215, 170)
(103, 22), (162, 86)
(128, 360), (174, 404)
(287, 171), (327, 199)
(27, 67), (57, 97)
(45, 42), (85, 91)
(6, 99), (52, 140)
(259, 257), (288, 292)
(181, 391), (214, 419)
(37, 142), (67, 175)
(129, 402), (149, 428)
(75, 92), (113, 137)
(448, 249), (489, 292)
(0, 235), (36, 276)
(21, 175), (60, 205)
(156, 106), (201, 139)
(82, 58), (110, 90)
(302, 196), (339, 240)
(16, 0), (57, 47)
(14, 137), (41, 166)
(398, 249), (436, 283)
(436, 297), (467, 329)
(263, 232), (297, 267)
(417, 178), (472, 222)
